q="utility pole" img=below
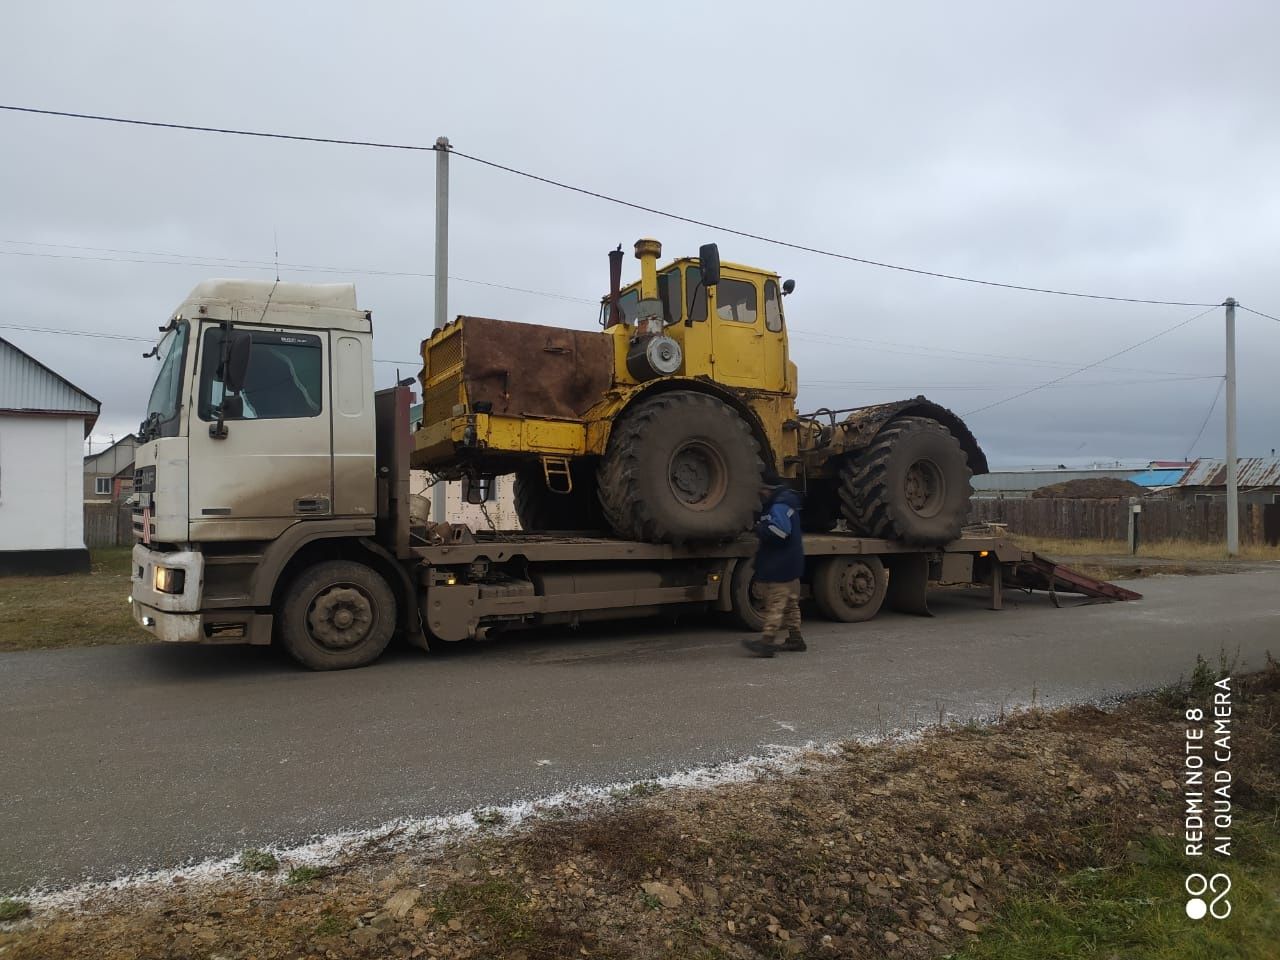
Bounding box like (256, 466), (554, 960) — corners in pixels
(1225, 297), (1238, 556)
(433, 136), (451, 524)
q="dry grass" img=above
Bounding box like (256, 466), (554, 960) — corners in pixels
(1011, 535), (1280, 563)
(0, 549), (141, 652)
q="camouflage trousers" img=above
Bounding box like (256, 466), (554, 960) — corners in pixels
(760, 579), (802, 645)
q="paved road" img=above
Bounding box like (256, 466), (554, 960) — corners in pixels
(4, 570), (1278, 892)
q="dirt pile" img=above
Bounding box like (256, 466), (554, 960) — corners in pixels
(4, 666), (1276, 960)
(1030, 477), (1147, 499)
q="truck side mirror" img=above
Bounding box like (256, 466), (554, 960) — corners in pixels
(782, 278), (796, 295)
(698, 243), (721, 287)
(224, 330), (253, 394)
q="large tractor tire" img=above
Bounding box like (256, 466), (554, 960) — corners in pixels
(513, 461), (605, 532)
(597, 390), (764, 544)
(838, 416), (972, 545)
(278, 560), (396, 670)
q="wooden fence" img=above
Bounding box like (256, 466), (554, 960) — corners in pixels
(969, 497), (1279, 546)
(84, 502), (134, 548)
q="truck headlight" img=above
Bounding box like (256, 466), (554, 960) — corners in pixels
(154, 566), (186, 595)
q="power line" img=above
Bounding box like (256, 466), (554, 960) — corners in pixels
(1183, 377), (1225, 460)
(0, 320), (418, 363)
(789, 330), (1204, 378)
(805, 374), (1221, 391)
(962, 304), (1223, 417)
(0, 103), (1222, 307)
(0, 242), (596, 304)
(1238, 304), (1280, 324)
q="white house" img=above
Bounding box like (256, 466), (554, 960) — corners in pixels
(0, 336), (101, 574)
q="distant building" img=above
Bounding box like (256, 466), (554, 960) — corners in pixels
(1172, 458), (1280, 506)
(0, 336), (100, 574)
(83, 433), (136, 503)
(971, 466), (1144, 500)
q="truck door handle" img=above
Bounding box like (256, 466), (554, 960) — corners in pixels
(294, 497), (331, 515)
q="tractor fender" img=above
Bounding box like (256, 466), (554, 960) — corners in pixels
(819, 396), (988, 475)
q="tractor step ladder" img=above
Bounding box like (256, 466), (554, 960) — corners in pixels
(541, 456), (574, 495)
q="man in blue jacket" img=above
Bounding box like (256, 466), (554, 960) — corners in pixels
(742, 480), (806, 657)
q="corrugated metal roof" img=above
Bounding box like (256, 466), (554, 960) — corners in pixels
(1177, 457), (1280, 488)
(1129, 468), (1186, 487)
(0, 337), (100, 425)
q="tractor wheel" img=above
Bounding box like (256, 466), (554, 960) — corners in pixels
(513, 461), (604, 532)
(597, 391), (764, 544)
(838, 416), (972, 545)
(811, 555), (887, 622)
(278, 560), (396, 670)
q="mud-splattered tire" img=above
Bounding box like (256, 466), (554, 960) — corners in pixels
(597, 391), (764, 544)
(838, 416), (972, 545)
(513, 461), (604, 532)
(279, 560), (396, 670)
(811, 555), (887, 622)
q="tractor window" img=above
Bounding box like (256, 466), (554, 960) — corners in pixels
(764, 279), (783, 332)
(716, 278), (758, 325)
(616, 289), (640, 325)
(659, 268), (682, 324)
(686, 266), (707, 322)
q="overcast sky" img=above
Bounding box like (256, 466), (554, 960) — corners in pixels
(3, 2), (1277, 467)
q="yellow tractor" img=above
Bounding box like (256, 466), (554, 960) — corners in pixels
(412, 239), (987, 544)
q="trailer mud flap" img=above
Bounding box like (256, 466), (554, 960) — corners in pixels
(884, 554), (931, 616)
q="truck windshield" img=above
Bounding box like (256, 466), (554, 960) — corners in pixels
(140, 321), (189, 440)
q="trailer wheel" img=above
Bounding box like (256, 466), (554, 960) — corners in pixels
(597, 391), (764, 544)
(513, 461), (605, 532)
(838, 416), (972, 545)
(279, 560), (396, 670)
(811, 555), (887, 622)
(726, 556), (769, 632)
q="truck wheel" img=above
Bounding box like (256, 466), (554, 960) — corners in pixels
(838, 416), (972, 545)
(727, 556), (768, 632)
(513, 462), (604, 532)
(812, 555), (887, 622)
(279, 560), (396, 670)
(597, 391), (764, 544)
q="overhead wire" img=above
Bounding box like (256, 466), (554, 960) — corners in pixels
(1238, 304), (1280, 324)
(0, 104), (1223, 306)
(1183, 377), (1226, 460)
(0, 242), (596, 304)
(961, 304), (1223, 416)
(0, 320), (418, 364)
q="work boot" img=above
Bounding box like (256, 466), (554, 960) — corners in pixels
(780, 630), (807, 652)
(741, 636), (777, 658)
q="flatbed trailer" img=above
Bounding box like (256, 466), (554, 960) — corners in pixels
(378, 388), (1140, 646)
(403, 527), (1139, 644)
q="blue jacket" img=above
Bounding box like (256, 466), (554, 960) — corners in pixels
(753, 487), (805, 582)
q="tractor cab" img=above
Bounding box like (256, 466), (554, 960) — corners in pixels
(600, 240), (795, 396)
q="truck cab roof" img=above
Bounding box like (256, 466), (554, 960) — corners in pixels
(177, 279), (370, 332)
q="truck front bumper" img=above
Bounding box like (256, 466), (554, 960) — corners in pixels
(128, 544), (274, 645)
